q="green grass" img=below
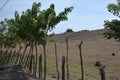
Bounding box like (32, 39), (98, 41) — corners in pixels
(42, 57), (101, 80)
(46, 57), (58, 79)
(0, 57), (7, 65)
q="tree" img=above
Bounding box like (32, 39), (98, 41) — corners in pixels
(10, 2), (42, 74)
(0, 21), (6, 50)
(37, 4), (73, 80)
(66, 28), (73, 32)
(104, 20), (120, 41)
(1, 2), (73, 80)
(104, 0), (120, 41)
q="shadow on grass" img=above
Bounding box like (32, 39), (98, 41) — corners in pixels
(0, 65), (30, 80)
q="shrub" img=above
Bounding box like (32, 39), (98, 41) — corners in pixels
(66, 28), (73, 32)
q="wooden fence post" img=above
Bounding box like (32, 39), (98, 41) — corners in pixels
(79, 41), (84, 80)
(99, 66), (105, 80)
(54, 41), (60, 80)
(62, 56), (65, 80)
(66, 37), (69, 80)
(39, 54), (42, 80)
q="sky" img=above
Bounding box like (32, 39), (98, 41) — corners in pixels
(0, 0), (119, 34)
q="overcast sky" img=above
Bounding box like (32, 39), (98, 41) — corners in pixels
(0, 0), (119, 34)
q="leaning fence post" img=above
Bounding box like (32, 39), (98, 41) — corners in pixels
(62, 56), (65, 80)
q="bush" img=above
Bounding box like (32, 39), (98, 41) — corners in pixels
(66, 28), (73, 32)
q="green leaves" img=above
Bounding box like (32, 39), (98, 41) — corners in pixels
(107, 0), (120, 17)
(0, 2), (73, 46)
(107, 4), (120, 16)
(104, 19), (120, 41)
(32, 2), (41, 18)
(104, 0), (120, 41)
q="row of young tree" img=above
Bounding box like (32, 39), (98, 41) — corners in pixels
(0, 2), (73, 80)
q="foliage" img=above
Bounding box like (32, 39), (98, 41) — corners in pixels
(107, 0), (120, 17)
(0, 2), (73, 79)
(6, 2), (73, 45)
(66, 28), (73, 32)
(104, 0), (120, 41)
(104, 20), (120, 40)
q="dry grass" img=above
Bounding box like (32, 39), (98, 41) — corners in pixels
(18, 29), (120, 80)
(40, 38), (120, 80)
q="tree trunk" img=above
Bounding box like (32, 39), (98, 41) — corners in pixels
(66, 37), (69, 80)
(29, 55), (33, 73)
(33, 55), (36, 75)
(7, 47), (13, 63)
(20, 44), (28, 65)
(4, 47), (10, 59)
(0, 45), (2, 56)
(11, 50), (16, 63)
(14, 47), (22, 64)
(54, 41), (60, 80)
(39, 54), (42, 79)
(6, 47), (11, 62)
(34, 42), (38, 76)
(79, 41), (84, 80)
(29, 41), (34, 73)
(25, 45), (32, 68)
(43, 45), (46, 80)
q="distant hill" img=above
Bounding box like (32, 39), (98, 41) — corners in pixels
(55, 29), (109, 41)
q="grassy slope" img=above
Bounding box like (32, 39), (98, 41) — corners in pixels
(44, 40), (120, 80)
(22, 29), (120, 80)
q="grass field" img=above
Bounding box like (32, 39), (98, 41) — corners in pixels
(34, 38), (120, 80)
(17, 29), (120, 80)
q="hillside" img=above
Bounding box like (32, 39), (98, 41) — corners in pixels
(55, 29), (109, 41)
(45, 29), (120, 80)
